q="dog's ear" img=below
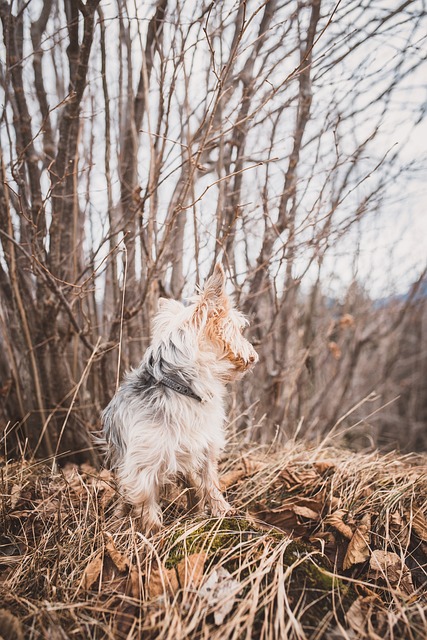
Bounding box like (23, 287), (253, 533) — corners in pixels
(157, 297), (169, 310)
(203, 263), (226, 302)
(192, 263), (227, 327)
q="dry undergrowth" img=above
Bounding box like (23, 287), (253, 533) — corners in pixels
(0, 442), (426, 639)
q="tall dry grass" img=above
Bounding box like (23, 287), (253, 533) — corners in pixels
(1, 440), (426, 639)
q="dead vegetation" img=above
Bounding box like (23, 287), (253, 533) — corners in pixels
(1, 1), (427, 457)
(1, 443), (426, 639)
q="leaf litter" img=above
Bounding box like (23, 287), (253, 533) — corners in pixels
(0, 443), (426, 639)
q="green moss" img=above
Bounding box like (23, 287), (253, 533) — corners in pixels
(274, 541), (355, 634)
(165, 519), (355, 636)
(164, 516), (262, 568)
(163, 518), (356, 637)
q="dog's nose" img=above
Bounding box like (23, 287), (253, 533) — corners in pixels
(249, 355), (256, 363)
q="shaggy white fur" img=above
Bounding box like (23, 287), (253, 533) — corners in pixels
(101, 264), (258, 533)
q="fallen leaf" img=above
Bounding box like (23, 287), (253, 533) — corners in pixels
(278, 468), (301, 486)
(275, 497), (323, 522)
(0, 608), (24, 640)
(390, 512), (403, 526)
(62, 465), (85, 496)
(325, 510), (354, 540)
(199, 567), (240, 625)
(313, 461), (336, 474)
(343, 524), (370, 570)
(251, 505), (301, 534)
(10, 484), (21, 509)
(309, 531), (336, 545)
(360, 513), (371, 528)
(328, 341), (342, 360)
(291, 505), (320, 520)
(220, 468), (246, 490)
(80, 552), (103, 590)
(176, 552), (207, 590)
(104, 532), (129, 572)
(220, 457), (266, 489)
(80, 462), (98, 477)
(129, 567), (140, 599)
(370, 550), (396, 573)
(147, 561), (179, 598)
(346, 596), (381, 638)
(410, 508), (427, 542)
(345, 597), (367, 637)
(369, 550), (413, 595)
(339, 313), (355, 329)
(97, 469), (117, 507)
(329, 496), (341, 510)
(279, 467), (319, 487)
(388, 511), (410, 548)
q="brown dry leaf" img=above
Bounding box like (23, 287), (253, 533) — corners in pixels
(104, 532), (129, 573)
(328, 341), (342, 360)
(313, 461), (336, 474)
(176, 552), (207, 590)
(0, 608), (24, 640)
(79, 462), (98, 477)
(339, 313), (355, 329)
(242, 456), (267, 475)
(410, 508), (427, 541)
(10, 484), (22, 509)
(343, 524), (370, 570)
(291, 505), (320, 520)
(345, 597), (368, 637)
(278, 497), (320, 521)
(80, 551), (103, 590)
(147, 561), (179, 598)
(369, 550), (414, 595)
(346, 596), (381, 639)
(220, 457), (266, 489)
(390, 511), (403, 526)
(220, 468), (246, 490)
(360, 513), (371, 528)
(389, 511), (410, 547)
(279, 466), (319, 487)
(97, 469), (117, 506)
(35, 497), (61, 518)
(252, 504), (300, 533)
(62, 465), (85, 496)
(309, 531), (336, 545)
(101, 557), (136, 598)
(325, 510), (354, 540)
(279, 468), (303, 486)
(129, 567), (140, 599)
(329, 496), (341, 510)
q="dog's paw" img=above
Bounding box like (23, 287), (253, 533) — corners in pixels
(134, 512), (163, 537)
(209, 500), (236, 518)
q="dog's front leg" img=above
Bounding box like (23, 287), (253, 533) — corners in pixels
(199, 452), (235, 518)
(180, 473), (202, 513)
(120, 468), (163, 535)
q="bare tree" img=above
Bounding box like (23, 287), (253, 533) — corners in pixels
(0, 0), (425, 458)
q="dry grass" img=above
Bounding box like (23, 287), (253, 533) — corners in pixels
(1, 442), (426, 639)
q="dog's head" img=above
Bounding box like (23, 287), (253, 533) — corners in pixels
(152, 264), (258, 379)
(195, 263), (259, 377)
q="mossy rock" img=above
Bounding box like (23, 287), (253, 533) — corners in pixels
(162, 517), (355, 637)
(164, 517), (259, 567)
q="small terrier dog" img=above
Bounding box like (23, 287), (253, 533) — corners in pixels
(102, 264), (258, 533)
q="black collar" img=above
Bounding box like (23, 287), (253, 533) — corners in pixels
(147, 373), (202, 403)
(158, 374), (202, 402)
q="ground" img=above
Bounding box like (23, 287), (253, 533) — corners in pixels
(0, 442), (426, 639)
